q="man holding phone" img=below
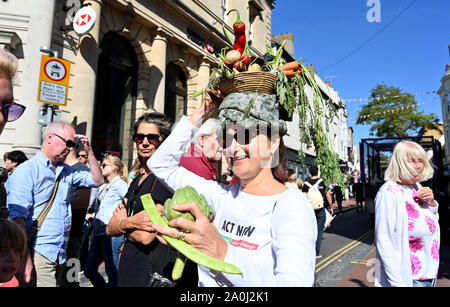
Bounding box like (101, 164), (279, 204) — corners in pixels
(6, 120), (104, 287)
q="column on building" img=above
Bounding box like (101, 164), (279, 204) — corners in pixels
(12, 0), (56, 156)
(198, 57), (211, 91)
(69, 0), (102, 141)
(148, 28), (171, 114)
(188, 56), (211, 114)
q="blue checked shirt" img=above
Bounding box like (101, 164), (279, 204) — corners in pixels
(6, 151), (97, 263)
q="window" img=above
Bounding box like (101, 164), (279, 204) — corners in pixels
(446, 89), (450, 114)
(165, 63), (187, 123)
(447, 128), (450, 153)
(221, 0), (228, 22)
(249, 13), (256, 42)
(249, 0), (263, 43)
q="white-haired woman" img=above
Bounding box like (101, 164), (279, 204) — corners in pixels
(375, 141), (439, 287)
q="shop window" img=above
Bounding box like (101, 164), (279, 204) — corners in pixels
(165, 63), (187, 123)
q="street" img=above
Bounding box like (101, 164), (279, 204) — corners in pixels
(315, 200), (375, 287)
(79, 198), (450, 287)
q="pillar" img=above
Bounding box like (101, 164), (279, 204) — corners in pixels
(12, 0), (56, 156)
(69, 0), (102, 141)
(148, 28), (171, 114)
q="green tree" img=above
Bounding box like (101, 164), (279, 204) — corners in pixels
(356, 83), (440, 137)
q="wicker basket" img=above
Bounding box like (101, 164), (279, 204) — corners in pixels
(217, 71), (276, 96)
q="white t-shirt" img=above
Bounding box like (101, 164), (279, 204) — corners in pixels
(375, 180), (440, 286)
(148, 116), (317, 286)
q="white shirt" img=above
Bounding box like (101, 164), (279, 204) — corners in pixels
(148, 116), (317, 286)
(374, 180), (440, 287)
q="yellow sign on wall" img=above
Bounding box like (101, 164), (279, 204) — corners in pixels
(37, 55), (71, 106)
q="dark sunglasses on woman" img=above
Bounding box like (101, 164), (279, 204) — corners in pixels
(220, 126), (270, 148)
(1, 101), (26, 122)
(134, 133), (162, 145)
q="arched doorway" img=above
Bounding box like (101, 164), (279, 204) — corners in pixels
(92, 32), (138, 169)
(164, 62), (187, 123)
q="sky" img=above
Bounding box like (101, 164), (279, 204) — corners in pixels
(271, 0), (450, 147)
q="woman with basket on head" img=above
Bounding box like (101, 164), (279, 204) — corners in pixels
(147, 90), (317, 286)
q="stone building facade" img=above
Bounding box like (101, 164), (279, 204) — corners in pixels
(0, 0), (275, 169)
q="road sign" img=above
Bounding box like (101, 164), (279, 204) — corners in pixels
(73, 6), (97, 35)
(37, 55), (71, 106)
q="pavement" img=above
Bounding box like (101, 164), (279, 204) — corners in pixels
(332, 198), (450, 287)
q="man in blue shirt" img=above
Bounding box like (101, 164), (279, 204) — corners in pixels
(6, 120), (104, 287)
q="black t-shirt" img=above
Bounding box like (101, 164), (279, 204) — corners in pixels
(302, 178), (330, 209)
(118, 173), (197, 287)
(69, 162), (91, 236)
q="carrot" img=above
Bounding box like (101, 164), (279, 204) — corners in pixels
(283, 68), (302, 78)
(279, 61), (299, 71)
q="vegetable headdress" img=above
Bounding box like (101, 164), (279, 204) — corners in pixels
(217, 92), (287, 136)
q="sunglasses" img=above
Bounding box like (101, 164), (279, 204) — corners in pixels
(102, 163), (110, 168)
(53, 133), (76, 148)
(220, 127), (269, 148)
(134, 133), (162, 145)
(77, 154), (87, 158)
(1, 102), (26, 122)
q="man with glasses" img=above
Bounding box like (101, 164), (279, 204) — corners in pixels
(77, 149), (89, 167)
(6, 120), (104, 287)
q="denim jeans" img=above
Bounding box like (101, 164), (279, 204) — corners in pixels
(315, 208), (326, 256)
(84, 234), (120, 287)
(111, 235), (124, 270)
(413, 279), (436, 287)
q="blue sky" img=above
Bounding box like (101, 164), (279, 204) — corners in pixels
(271, 0), (450, 146)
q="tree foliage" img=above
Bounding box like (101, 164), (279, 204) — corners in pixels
(356, 83), (440, 137)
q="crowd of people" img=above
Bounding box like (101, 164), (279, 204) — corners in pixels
(0, 47), (442, 288)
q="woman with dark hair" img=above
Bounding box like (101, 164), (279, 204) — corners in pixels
(107, 112), (194, 287)
(148, 92), (317, 286)
(3, 150), (28, 175)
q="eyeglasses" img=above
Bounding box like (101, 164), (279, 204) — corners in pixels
(1, 102), (26, 122)
(134, 133), (162, 145)
(53, 133), (76, 148)
(102, 163), (110, 168)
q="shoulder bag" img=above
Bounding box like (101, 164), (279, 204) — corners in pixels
(27, 176), (61, 252)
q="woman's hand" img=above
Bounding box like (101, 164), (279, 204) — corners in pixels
(85, 212), (94, 223)
(189, 89), (224, 127)
(152, 202), (228, 261)
(417, 186), (436, 207)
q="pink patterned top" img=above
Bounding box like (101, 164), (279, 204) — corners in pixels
(375, 181), (440, 286)
(407, 186), (440, 280)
